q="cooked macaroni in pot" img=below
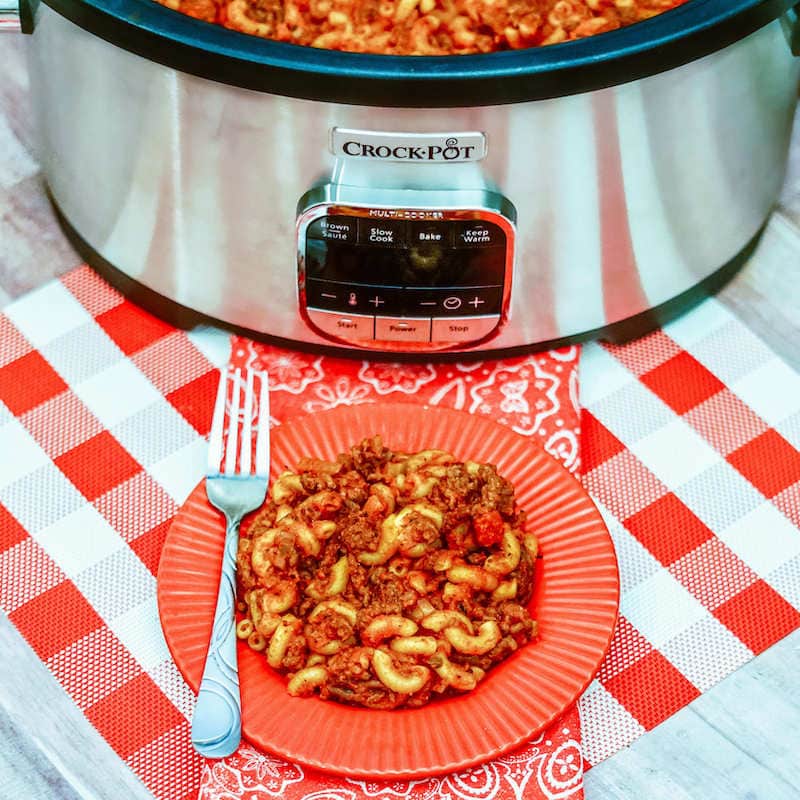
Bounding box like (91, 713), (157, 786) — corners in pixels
(155, 0), (691, 55)
(236, 437), (539, 709)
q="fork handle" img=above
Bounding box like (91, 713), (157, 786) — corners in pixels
(191, 514), (242, 758)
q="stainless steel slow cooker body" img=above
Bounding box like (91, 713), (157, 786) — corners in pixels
(21, 0), (800, 355)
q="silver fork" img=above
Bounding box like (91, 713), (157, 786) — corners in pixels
(191, 367), (270, 758)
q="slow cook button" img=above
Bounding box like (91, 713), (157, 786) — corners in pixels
(375, 317), (431, 343)
(307, 309), (374, 340)
(431, 315), (500, 343)
(358, 218), (407, 248)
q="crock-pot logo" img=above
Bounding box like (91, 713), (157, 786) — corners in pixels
(331, 128), (486, 163)
(342, 136), (475, 161)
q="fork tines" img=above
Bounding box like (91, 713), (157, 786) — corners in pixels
(207, 368), (270, 478)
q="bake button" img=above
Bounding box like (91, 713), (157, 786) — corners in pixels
(307, 309), (374, 340)
(375, 317), (431, 343)
(431, 315), (500, 343)
(409, 222), (452, 247)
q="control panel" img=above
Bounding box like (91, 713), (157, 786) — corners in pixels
(297, 205), (515, 351)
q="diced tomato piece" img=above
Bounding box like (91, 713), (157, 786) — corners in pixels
(473, 511), (504, 547)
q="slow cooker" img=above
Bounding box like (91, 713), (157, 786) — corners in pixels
(12, 0), (800, 355)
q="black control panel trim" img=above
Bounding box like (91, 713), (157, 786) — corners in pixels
(301, 210), (510, 345)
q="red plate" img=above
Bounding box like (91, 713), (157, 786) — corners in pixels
(157, 404), (618, 778)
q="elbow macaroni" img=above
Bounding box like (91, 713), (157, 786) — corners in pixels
(484, 529), (521, 576)
(235, 438), (540, 709)
(372, 649), (431, 695)
(444, 620), (502, 655)
(362, 615), (418, 646)
(157, 0), (691, 56)
(287, 666), (328, 696)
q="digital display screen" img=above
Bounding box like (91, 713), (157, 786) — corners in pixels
(305, 240), (506, 288)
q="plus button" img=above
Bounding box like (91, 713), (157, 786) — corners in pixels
(370, 296), (385, 308)
(469, 296), (485, 309)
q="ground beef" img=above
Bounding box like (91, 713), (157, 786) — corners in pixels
(337, 470), (370, 504)
(432, 466), (481, 510)
(282, 634), (308, 671)
(350, 435), (392, 480)
(305, 610), (354, 652)
(339, 515), (379, 553)
(365, 573), (418, 618)
(478, 465), (515, 515)
(299, 471), (334, 494)
(516, 548), (536, 605)
(493, 601), (536, 641)
(321, 648), (405, 709)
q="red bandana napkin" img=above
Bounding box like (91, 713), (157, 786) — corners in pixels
(195, 337), (584, 800)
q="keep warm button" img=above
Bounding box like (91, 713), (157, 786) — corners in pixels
(432, 315), (500, 343)
(376, 317), (431, 343)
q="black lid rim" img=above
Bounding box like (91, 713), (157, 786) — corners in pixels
(39, 0), (796, 106)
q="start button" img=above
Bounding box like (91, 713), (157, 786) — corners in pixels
(307, 309), (374, 340)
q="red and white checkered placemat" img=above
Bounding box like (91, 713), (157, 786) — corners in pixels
(2, 263), (800, 798)
(578, 297), (800, 764)
(0, 266), (583, 800)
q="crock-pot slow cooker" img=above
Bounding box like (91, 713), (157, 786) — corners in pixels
(14, 0), (800, 355)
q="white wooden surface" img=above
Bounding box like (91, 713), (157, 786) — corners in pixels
(2, 29), (800, 800)
(584, 630), (800, 799)
(0, 615), (153, 800)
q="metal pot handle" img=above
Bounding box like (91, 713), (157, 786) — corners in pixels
(0, 0), (20, 31)
(790, 2), (800, 55)
(1, 0), (36, 31)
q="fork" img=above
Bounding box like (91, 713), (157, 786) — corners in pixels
(191, 367), (270, 758)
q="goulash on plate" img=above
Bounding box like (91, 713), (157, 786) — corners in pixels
(154, 0), (691, 55)
(236, 436), (539, 709)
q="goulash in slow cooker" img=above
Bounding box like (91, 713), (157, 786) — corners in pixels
(155, 0), (691, 55)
